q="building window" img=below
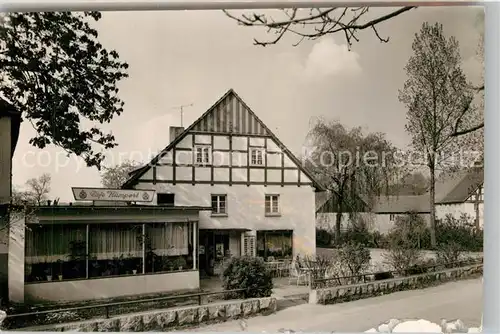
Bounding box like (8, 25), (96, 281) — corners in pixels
(243, 236), (256, 257)
(265, 194), (280, 215)
(389, 214), (395, 222)
(250, 148), (264, 166)
(157, 193), (175, 206)
(195, 145), (211, 164)
(256, 230), (293, 260)
(211, 195), (227, 215)
(24, 221), (197, 283)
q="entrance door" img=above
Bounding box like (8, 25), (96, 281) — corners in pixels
(198, 230), (213, 276)
(198, 230), (231, 277)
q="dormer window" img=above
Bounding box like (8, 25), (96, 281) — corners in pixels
(194, 145), (211, 165)
(250, 148), (265, 166)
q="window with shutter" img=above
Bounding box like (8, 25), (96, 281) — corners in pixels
(243, 236), (255, 257)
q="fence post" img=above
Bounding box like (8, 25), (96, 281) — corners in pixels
(104, 306), (109, 319)
(198, 295), (202, 305)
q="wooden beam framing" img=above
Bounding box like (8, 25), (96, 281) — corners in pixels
(210, 134), (214, 186)
(137, 179), (313, 186)
(264, 139), (268, 187)
(229, 134), (233, 186)
(172, 145), (177, 185)
(191, 134), (196, 185)
(246, 138), (250, 187)
(281, 149), (284, 187)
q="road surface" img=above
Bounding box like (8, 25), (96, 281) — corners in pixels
(184, 278), (482, 332)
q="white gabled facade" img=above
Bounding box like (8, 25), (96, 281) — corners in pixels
(124, 89), (322, 268)
(436, 186), (484, 229)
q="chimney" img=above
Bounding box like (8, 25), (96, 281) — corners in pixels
(169, 126), (184, 144)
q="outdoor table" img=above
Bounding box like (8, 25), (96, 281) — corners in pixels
(265, 261), (285, 277)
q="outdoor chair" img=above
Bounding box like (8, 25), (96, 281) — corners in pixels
(288, 262), (307, 286)
(278, 259), (291, 277)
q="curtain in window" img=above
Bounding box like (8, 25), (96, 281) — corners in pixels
(149, 222), (189, 256)
(256, 230), (293, 258)
(88, 223), (142, 260)
(25, 224), (87, 264)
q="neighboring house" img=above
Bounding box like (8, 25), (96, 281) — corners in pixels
(434, 169), (484, 229)
(315, 170), (483, 234)
(316, 193), (430, 234)
(123, 89), (323, 277)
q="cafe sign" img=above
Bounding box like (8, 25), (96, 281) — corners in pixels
(72, 187), (156, 202)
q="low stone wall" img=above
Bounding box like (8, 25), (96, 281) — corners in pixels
(309, 264), (482, 305)
(16, 297), (277, 332)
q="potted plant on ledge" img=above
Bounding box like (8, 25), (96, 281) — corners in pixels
(173, 257), (187, 271)
(56, 259), (64, 280)
(133, 262), (141, 275)
(44, 267), (52, 281)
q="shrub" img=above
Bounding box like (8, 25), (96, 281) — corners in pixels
(221, 256), (273, 298)
(302, 254), (333, 281)
(436, 242), (463, 267)
(382, 247), (423, 276)
(382, 212), (425, 275)
(373, 271), (394, 281)
(435, 214), (483, 252)
(386, 212), (428, 249)
(405, 263), (428, 275)
(337, 242), (371, 277)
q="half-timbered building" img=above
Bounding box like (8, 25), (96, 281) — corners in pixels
(123, 89), (324, 276)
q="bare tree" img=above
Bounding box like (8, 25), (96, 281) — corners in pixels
(25, 173), (51, 205)
(224, 7), (485, 139)
(399, 22), (479, 248)
(101, 160), (141, 189)
(11, 187), (35, 206)
(305, 118), (398, 242)
(224, 7), (415, 48)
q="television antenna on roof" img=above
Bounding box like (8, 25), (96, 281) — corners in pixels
(172, 103), (194, 127)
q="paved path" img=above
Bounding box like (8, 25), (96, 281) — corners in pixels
(184, 278), (482, 332)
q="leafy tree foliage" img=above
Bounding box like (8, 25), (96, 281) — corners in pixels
(399, 22), (480, 247)
(100, 160), (141, 188)
(389, 171), (430, 196)
(0, 12), (129, 169)
(305, 118), (398, 241)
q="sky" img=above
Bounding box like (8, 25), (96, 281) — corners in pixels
(11, 6), (484, 202)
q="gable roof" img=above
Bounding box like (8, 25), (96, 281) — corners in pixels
(315, 192), (330, 211)
(316, 169), (483, 214)
(122, 89), (325, 191)
(316, 192), (368, 213)
(434, 169), (483, 204)
(371, 195), (430, 214)
(315, 192), (429, 214)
